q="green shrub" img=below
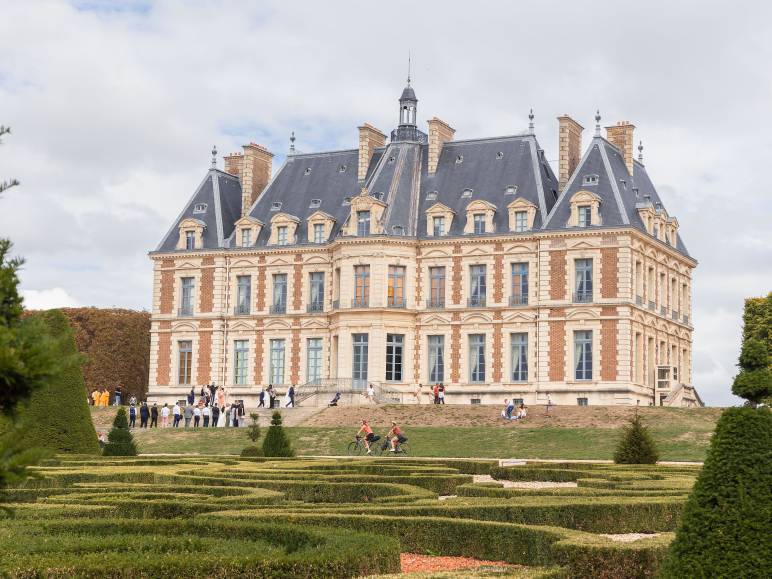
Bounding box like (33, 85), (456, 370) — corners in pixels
(103, 407), (137, 456)
(240, 446), (264, 457)
(613, 414), (659, 464)
(660, 407), (772, 578)
(262, 411), (294, 457)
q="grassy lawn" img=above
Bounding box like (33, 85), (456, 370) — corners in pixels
(131, 423), (711, 461)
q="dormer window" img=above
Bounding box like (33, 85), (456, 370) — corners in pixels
(309, 199), (321, 209)
(514, 211), (528, 232)
(496, 151), (504, 160)
(240, 229), (252, 247)
(313, 223), (325, 244)
(357, 210), (371, 236)
(505, 185), (518, 195)
(473, 213), (486, 234)
(374, 192), (385, 201)
(455, 154), (464, 164)
(583, 174), (599, 186)
(391, 225), (404, 235)
(433, 216), (445, 236)
(304, 167), (312, 175)
(343, 197), (352, 205)
(578, 205), (591, 227)
(176, 218), (206, 250)
(185, 230), (195, 250)
(462, 188), (473, 198)
(426, 191), (438, 201)
(193, 203), (207, 214)
(338, 164), (347, 173)
(271, 201), (282, 211)
(568, 191), (601, 227)
(277, 226), (288, 245)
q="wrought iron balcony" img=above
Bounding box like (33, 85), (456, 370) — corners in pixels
(307, 302), (324, 314)
(387, 298), (406, 308)
(467, 296), (486, 307)
(573, 291), (593, 304)
(509, 294), (528, 306)
(635, 295), (643, 306)
(233, 304), (250, 316)
(426, 299), (445, 309)
(177, 307), (193, 317)
(351, 298), (369, 308)
(269, 304), (286, 315)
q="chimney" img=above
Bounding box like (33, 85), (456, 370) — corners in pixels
(240, 143), (273, 216)
(427, 117), (455, 174)
(224, 152), (243, 180)
(605, 121), (635, 174)
(357, 124), (386, 182)
(557, 115), (583, 192)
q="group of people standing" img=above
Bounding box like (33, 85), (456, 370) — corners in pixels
(411, 383), (446, 404)
(502, 399), (528, 421)
(256, 384), (295, 408)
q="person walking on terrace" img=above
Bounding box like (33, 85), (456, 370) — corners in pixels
(212, 404), (220, 427)
(193, 405), (201, 427)
(160, 403), (170, 428)
(258, 388), (266, 408)
(438, 384), (445, 404)
(433, 384), (440, 404)
(184, 403), (193, 428)
(128, 403), (137, 428)
(139, 402), (149, 428)
(172, 402), (181, 427)
(149, 403), (158, 428)
(202, 404), (211, 427)
(187, 388), (195, 406)
(285, 384), (295, 408)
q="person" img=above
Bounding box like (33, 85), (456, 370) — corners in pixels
(258, 388), (266, 408)
(217, 405), (227, 427)
(193, 405), (201, 427)
(356, 419), (376, 454)
(160, 403), (170, 428)
(217, 386), (226, 408)
(387, 421), (407, 452)
(433, 384), (440, 404)
(230, 404), (239, 427)
(150, 403), (158, 428)
(204, 390), (211, 408)
(187, 388), (195, 406)
(414, 383), (422, 404)
(97, 431), (107, 450)
(202, 404), (211, 427)
(438, 384), (445, 405)
(287, 384), (295, 408)
(100, 388), (110, 407)
(517, 403), (527, 420)
(139, 402), (149, 428)
(283, 388), (292, 408)
(329, 391), (341, 406)
(91, 389), (99, 406)
(211, 404), (220, 427)
(502, 399), (514, 420)
(366, 383), (375, 403)
(172, 402), (181, 427)
(184, 403), (194, 428)
(128, 403), (137, 428)
(209, 383), (217, 406)
(129, 395), (137, 406)
(268, 386), (276, 409)
(114, 385), (122, 406)
(545, 392), (553, 417)
(200, 386), (207, 401)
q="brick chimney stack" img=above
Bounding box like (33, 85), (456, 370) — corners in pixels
(224, 152), (244, 180)
(606, 121), (635, 175)
(357, 124), (386, 182)
(557, 115), (584, 192)
(427, 117), (455, 174)
(240, 143), (273, 216)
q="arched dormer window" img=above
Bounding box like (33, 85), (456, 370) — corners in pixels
(568, 190), (601, 227)
(345, 188), (387, 236)
(307, 211), (336, 244)
(463, 199), (497, 234)
(269, 212), (300, 246)
(507, 198), (537, 232)
(233, 216), (263, 248)
(176, 218), (206, 250)
(425, 203), (455, 236)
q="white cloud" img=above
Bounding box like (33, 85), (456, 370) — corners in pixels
(22, 287), (79, 310)
(1, 0), (770, 406)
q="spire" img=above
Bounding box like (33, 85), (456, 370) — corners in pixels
(528, 108), (534, 135)
(638, 140), (644, 163)
(289, 131), (296, 155)
(594, 110), (601, 137)
(407, 51), (411, 86)
(210, 145), (217, 169)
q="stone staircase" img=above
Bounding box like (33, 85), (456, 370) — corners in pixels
(244, 405), (324, 427)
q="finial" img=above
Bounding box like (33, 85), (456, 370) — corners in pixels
(528, 108), (534, 134)
(594, 110), (601, 137)
(638, 140), (644, 163)
(211, 145), (217, 169)
(289, 131), (296, 155)
(407, 51), (412, 86)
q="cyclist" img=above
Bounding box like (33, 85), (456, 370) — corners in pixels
(387, 420), (406, 452)
(356, 419), (376, 454)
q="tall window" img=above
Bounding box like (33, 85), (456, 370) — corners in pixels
(511, 263), (528, 305)
(514, 211), (528, 232)
(309, 272), (324, 312)
(277, 226), (288, 245)
(428, 335), (445, 382)
(236, 275), (251, 315)
(429, 267), (445, 307)
(180, 277), (195, 315)
(387, 265), (406, 306)
(269, 339), (285, 384)
(272, 273), (287, 313)
(578, 205), (591, 227)
(511, 333), (528, 382)
(574, 259), (593, 303)
(241, 229), (251, 247)
(469, 264), (487, 306)
(386, 334), (404, 381)
(354, 265), (369, 306)
(469, 334), (486, 383)
(574, 330), (593, 380)
(313, 223), (325, 244)
(178, 340), (193, 385)
(433, 216), (445, 236)
(233, 339), (248, 385)
(357, 211), (371, 236)
(307, 338), (322, 384)
(185, 230), (195, 250)
(352, 333), (369, 389)
(473, 213), (486, 234)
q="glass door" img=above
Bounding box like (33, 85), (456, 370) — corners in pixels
(352, 333), (369, 390)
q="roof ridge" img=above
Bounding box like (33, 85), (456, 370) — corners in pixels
(443, 133), (531, 145)
(287, 148), (357, 159)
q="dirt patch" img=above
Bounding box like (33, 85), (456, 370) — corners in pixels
(401, 553), (518, 573)
(601, 533), (660, 543)
(473, 474), (578, 489)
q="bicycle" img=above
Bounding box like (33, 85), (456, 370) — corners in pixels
(347, 435), (381, 456)
(380, 437), (410, 455)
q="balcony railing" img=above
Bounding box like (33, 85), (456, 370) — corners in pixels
(269, 304), (286, 315)
(233, 304), (250, 316)
(683, 314), (690, 325)
(332, 299), (340, 310)
(509, 294), (528, 306)
(636, 295), (643, 306)
(671, 310), (679, 321)
(426, 299), (445, 309)
(178, 307), (193, 317)
(387, 298), (406, 308)
(468, 296), (486, 307)
(307, 302), (324, 314)
(573, 291), (592, 304)
(648, 300), (656, 311)
(351, 298), (369, 308)
(660, 306), (667, 316)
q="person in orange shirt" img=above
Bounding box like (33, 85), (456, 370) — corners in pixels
(99, 389), (110, 406)
(91, 390), (99, 406)
(356, 419), (377, 454)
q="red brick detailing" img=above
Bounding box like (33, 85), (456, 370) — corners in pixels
(493, 242), (504, 303)
(199, 256), (215, 313)
(549, 250), (566, 300)
(451, 243), (463, 305)
(548, 320), (565, 381)
(292, 254), (303, 311)
(450, 312), (461, 383)
(413, 324), (421, 382)
(155, 321), (172, 385)
(415, 248), (423, 305)
(549, 307), (566, 318)
(601, 319), (618, 381)
(600, 306), (617, 317)
(600, 247), (618, 299)
(253, 322), (264, 385)
(256, 256), (266, 311)
(290, 321), (301, 384)
(196, 319), (213, 384)
(492, 311), (503, 382)
(159, 259), (175, 314)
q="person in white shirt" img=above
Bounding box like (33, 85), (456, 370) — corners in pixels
(172, 403), (181, 427)
(414, 383), (422, 404)
(193, 405), (202, 427)
(202, 405), (211, 427)
(160, 403), (170, 428)
(366, 384), (375, 403)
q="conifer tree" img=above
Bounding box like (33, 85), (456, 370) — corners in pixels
(240, 413), (263, 457)
(613, 413), (659, 464)
(262, 411), (294, 457)
(103, 407), (137, 456)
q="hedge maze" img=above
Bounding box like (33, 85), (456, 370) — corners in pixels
(0, 457), (700, 578)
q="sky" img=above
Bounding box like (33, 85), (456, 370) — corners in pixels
(1, 0), (770, 406)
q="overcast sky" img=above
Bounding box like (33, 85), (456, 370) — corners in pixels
(1, 0), (770, 406)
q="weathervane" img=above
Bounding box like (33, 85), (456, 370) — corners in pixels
(594, 110), (601, 137)
(528, 108), (534, 134)
(211, 145), (217, 169)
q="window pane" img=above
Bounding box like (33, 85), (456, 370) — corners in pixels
(469, 334), (486, 382)
(511, 333), (528, 381)
(273, 274), (287, 309)
(178, 340), (192, 385)
(429, 335), (445, 382)
(386, 334), (404, 381)
(270, 339), (285, 384)
(574, 330), (592, 380)
(307, 338), (322, 384)
(357, 211), (371, 236)
(234, 340), (249, 385)
(430, 267), (445, 304)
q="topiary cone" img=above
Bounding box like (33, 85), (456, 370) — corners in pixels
(262, 411), (294, 457)
(103, 406), (137, 456)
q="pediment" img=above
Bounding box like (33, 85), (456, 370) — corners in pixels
(465, 199), (497, 212)
(264, 319), (292, 330)
(307, 210), (336, 222)
(421, 314), (452, 325)
(301, 319), (329, 329)
(567, 240), (597, 250)
(503, 311), (535, 323)
(565, 308), (599, 320)
(503, 243), (533, 253)
(465, 246), (490, 257)
(422, 248), (452, 259)
(176, 261), (198, 270)
(506, 197), (536, 210)
(570, 190), (601, 203)
(179, 217), (206, 228)
(171, 321), (197, 332)
(350, 192), (387, 210)
(267, 256), (291, 266)
(425, 202), (454, 215)
(231, 259), (256, 268)
(234, 216), (264, 227)
(270, 212), (300, 224)
(462, 312), (493, 324)
(229, 321), (254, 332)
(303, 255), (329, 265)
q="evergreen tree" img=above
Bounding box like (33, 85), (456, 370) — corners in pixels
(660, 407), (772, 578)
(613, 413), (659, 464)
(732, 338), (771, 406)
(262, 411), (294, 457)
(240, 413), (263, 457)
(103, 407), (137, 456)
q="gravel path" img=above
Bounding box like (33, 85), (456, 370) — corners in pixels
(601, 533), (661, 542)
(473, 474), (578, 488)
(401, 553), (517, 573)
